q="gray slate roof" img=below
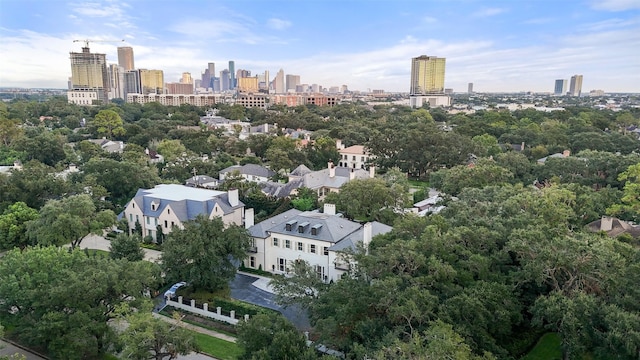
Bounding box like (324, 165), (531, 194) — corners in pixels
(328, 221), (393, 252)
(301, 167), (369, 190)
(123, 184), (243, 223)
(220, 164), (275, 178)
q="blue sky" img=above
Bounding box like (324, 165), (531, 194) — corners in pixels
(0, 0), (639, 92)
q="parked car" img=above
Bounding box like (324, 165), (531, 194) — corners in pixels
(163, 281), (187, 299)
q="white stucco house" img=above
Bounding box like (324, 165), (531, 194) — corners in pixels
(120, 184), (245, 240)
(336, 140), (374, 169)
(243, 204), (392, 282)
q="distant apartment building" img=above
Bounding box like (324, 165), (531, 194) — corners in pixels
(554, 79), (568, 95)
(117, 46), (135, 71)
(336, 140), (373, 169)
(569, 75), (583, 97)
(127, 93), (220, 106)
(166, 82), (194, 94)
(410, 55), (446, 95)
(123, 70), (141, 98)
(107, 64), (125, 100)
(286, 74), (300, 92)
(228, 61), (236, 89)
(68, 46), (109, 105)
(235, 93), (268, 108)
(468, 82), (474, 93)
(237, 76), (259, 93)
(139, 69), (164, 94)
(220, 69), (230, 91)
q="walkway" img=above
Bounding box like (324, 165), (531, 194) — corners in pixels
(152, 313), (237, 343)
(0, 339), (47, 360)
(79, 234), (162, 263)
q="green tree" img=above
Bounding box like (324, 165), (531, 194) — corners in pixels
(270, 259), (329, 309)
(607, 163), (640, 222)
(161, 216), (251, 291)
(331, 177), (407, 223)
(110, 233), (145, 261)
(92, 109), (125, 139)
(0, 246), (160, 359)
(157, 139), (188, 162)
(27, 194), (116, 248)
(0, 201), (39, 250)
(119, 312), (198, 360)
(237, 312), (318, 360)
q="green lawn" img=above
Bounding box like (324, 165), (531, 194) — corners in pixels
(522, 333), (562, 360)
(194, 333), (242, 360)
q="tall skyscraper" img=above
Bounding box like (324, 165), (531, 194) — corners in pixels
(123, 70), (141, 97)
(138, 69), (164, 94)
(286, 74), (300, 92)
(569, 75), (583, 97)
(107, 64), (125, 100)
(207, 63), (215, 88)
(69, 46), (109, 103)
(410, 55), (446, 95)
(554, 79), (568, 95)
(181, 72), (193, 84)
(274, 69), (285, 94)
(117, 47), (135, 71)
(220, 69), (230, 91)
(468, 82), (474, 93)
(228, 61), (236, 89)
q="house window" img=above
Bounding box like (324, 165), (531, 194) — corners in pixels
(285, 239), (291, 249)
(273, 238), (279, 247)
(151, 204), (156, 211)
(136, 215), (139, 222)
(171, 221), (175, 228)
(361, 156), (365, 161)
(132, 203), (135, 208)
(310, 244), (316, 254)
(250, 256), (255, 268)
(146, 217), (150, 225)
(297, 242), (303, 251)
(167, 209), (170, 215)
(164, 220), (168, 228)
(315, 265), (325, 280)
(278, 258), (286, 272)
(147, 229), (152, 236)
(129, 213), (133, 222)
(323, 246), (329, 256)
(352, 155), (356, 160)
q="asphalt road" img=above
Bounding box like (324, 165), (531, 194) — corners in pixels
(229, 273), (311, 331)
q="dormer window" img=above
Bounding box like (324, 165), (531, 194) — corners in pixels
(151, 200), (158, 211)
(285, 220), (297, 231)
(311, 224), (323, 236)
(298, 222), (310, 233)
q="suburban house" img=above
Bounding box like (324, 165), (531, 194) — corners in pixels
(244, 204), (392, 282)
(120, 184), (245, 240)
(336, 140), (374, 169)
(261, 161), (373, 200)
(87, 138), (125, 153)
(219, 164), (276, 183)
(587, 216), (640, 238)
(537, 150), (571, 164)
(185, 175), (219, 189)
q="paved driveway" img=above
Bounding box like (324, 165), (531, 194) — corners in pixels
(229, 273), (311, 331)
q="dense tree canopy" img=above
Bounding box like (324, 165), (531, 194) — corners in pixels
(0, 246), (161, 359)
(161, 216), (252, 291)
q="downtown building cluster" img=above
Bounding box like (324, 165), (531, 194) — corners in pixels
(67, 45), (351, 107)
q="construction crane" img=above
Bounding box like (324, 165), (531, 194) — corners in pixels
(73, 39), (125, 49)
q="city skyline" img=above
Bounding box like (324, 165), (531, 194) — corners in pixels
(0, 0), (639, 93)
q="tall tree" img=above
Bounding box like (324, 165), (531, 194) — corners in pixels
(26, 194), (116, 248)
(110, 233), (145, 262)
(92, 109), (125, 139)
(0, 247), (160, 359)
(161, 216), (251, 291)
(119, 312), (198, 360)
(0, 201), (38, 250)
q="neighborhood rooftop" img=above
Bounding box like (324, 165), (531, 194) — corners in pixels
(137, 184), (225, 202)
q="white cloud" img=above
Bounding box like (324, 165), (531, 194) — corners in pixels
(472, 7), (507, 18)
(591, 0), (640, 11)
(168, 19), (289, 45)
(422, 16), (438, 24)
(267, 18), (292, 30)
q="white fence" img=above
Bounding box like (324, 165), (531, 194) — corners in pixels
(165, 296), (249, 325)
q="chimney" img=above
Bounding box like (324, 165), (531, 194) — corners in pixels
(228, 188), (239, 207)
(324, 203), (336, 216)
(244, 208), (254, 229)
(369, 165), (375, 178)
(362, 222), (373, 252)
(328, 161), (335, 178)
(349, 168), (355, 180)
(521, 141), (525, 151)
(600, 216), (613, 232)
(563, 150), (571, 157)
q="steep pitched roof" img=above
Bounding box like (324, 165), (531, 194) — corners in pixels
(124, 184), (242, 223)
(247, 208), (302, 238)
(220, 164), (275, 178)
(328, 221), (393, 252)
(260, 211), (363, 244)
